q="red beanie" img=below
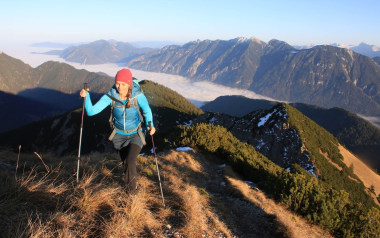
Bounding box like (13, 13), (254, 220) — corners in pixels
(115, 68), (133, 85)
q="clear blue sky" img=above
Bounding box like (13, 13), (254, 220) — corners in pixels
(1, 0), (380, 47)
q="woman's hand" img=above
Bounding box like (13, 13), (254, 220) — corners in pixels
(148, 126), (156, 135)
(80, 89), (88, 98)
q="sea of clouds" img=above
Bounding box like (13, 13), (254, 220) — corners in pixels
(1, 44), (276, 107)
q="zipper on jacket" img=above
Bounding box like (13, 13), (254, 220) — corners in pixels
(123, 104), (126, 131)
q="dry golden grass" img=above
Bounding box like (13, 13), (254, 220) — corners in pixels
(338, 145), (380, 198)
(0, 149), (333, 237)
(319, 149), (343, 171)
(319, 143), (380, 202)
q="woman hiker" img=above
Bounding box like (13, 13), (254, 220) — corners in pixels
(80, 68), (156, 194)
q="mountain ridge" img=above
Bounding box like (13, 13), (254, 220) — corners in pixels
(250, 45), (380, 116)
(55, 39), (156, 64)
(296, 42), (380, 58)
(201, 95), (380, 172)
(0, 52), (114, 95)
(189, 103), (379, 205)
(125, 38), (380, 117)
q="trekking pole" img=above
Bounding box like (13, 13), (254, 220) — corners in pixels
(150, 122), (165, 207)
(76, 83), (87, 183)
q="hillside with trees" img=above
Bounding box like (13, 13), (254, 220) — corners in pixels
(0, 79), (202, 156)
(170, 121), (380, 237)
(201, 96), (380, 172)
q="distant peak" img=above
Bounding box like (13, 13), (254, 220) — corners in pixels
(235, 37), (248, 43)
(108, 39), (118, 45)
(268, 39), (285, 45)
(250, 37), (264, 44)
(233, 37), (264, 44)
(358, 42), (369, 46)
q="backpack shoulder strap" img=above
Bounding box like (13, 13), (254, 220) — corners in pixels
(132, 97), (144, 122)
(106, 93), (124, 105)
(108, 99), (115, 128)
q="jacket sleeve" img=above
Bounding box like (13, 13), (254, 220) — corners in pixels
(137, 94), (154, 127)
(84, 92), (111, 116)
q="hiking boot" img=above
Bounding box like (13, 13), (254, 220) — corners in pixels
(125, 185), (138, 195)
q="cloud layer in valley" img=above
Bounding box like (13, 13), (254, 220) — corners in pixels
(3, 44), (380, 127)
(6, 45), (277, 107)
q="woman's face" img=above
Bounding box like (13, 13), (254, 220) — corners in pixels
(115, 81), (130, 97)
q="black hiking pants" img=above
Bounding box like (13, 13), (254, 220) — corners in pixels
(119, 143), (142, 194)
(112, 132), (144, 194)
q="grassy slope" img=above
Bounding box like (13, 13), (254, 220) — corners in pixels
(0, 149), (332, 237)
(170, 106), (380, 237)
(139, 80), (203, 116)
(338, 145), (380, 199)
(284, 104), (377, 208)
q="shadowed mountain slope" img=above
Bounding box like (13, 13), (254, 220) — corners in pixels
(0, 80), (202, 156)
(0, 91), (65, 133)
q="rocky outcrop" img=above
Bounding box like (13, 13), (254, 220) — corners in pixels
(192, 104), (314, 171)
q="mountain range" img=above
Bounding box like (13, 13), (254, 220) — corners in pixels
(126, 38), (380, 117)
(295, 42), (380, 58)
(339, 42), (380, 58)
(0, 54), (379, 236)
(374, 56), (380, 65)
(39, 38), (380, 118)
(1, 52), (379, 170)
(44, 39), (156, 64)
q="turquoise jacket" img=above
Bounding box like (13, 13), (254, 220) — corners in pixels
(84, 84), (153, 135)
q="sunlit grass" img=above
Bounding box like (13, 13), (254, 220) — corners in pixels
(0, 149), (333, 237)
